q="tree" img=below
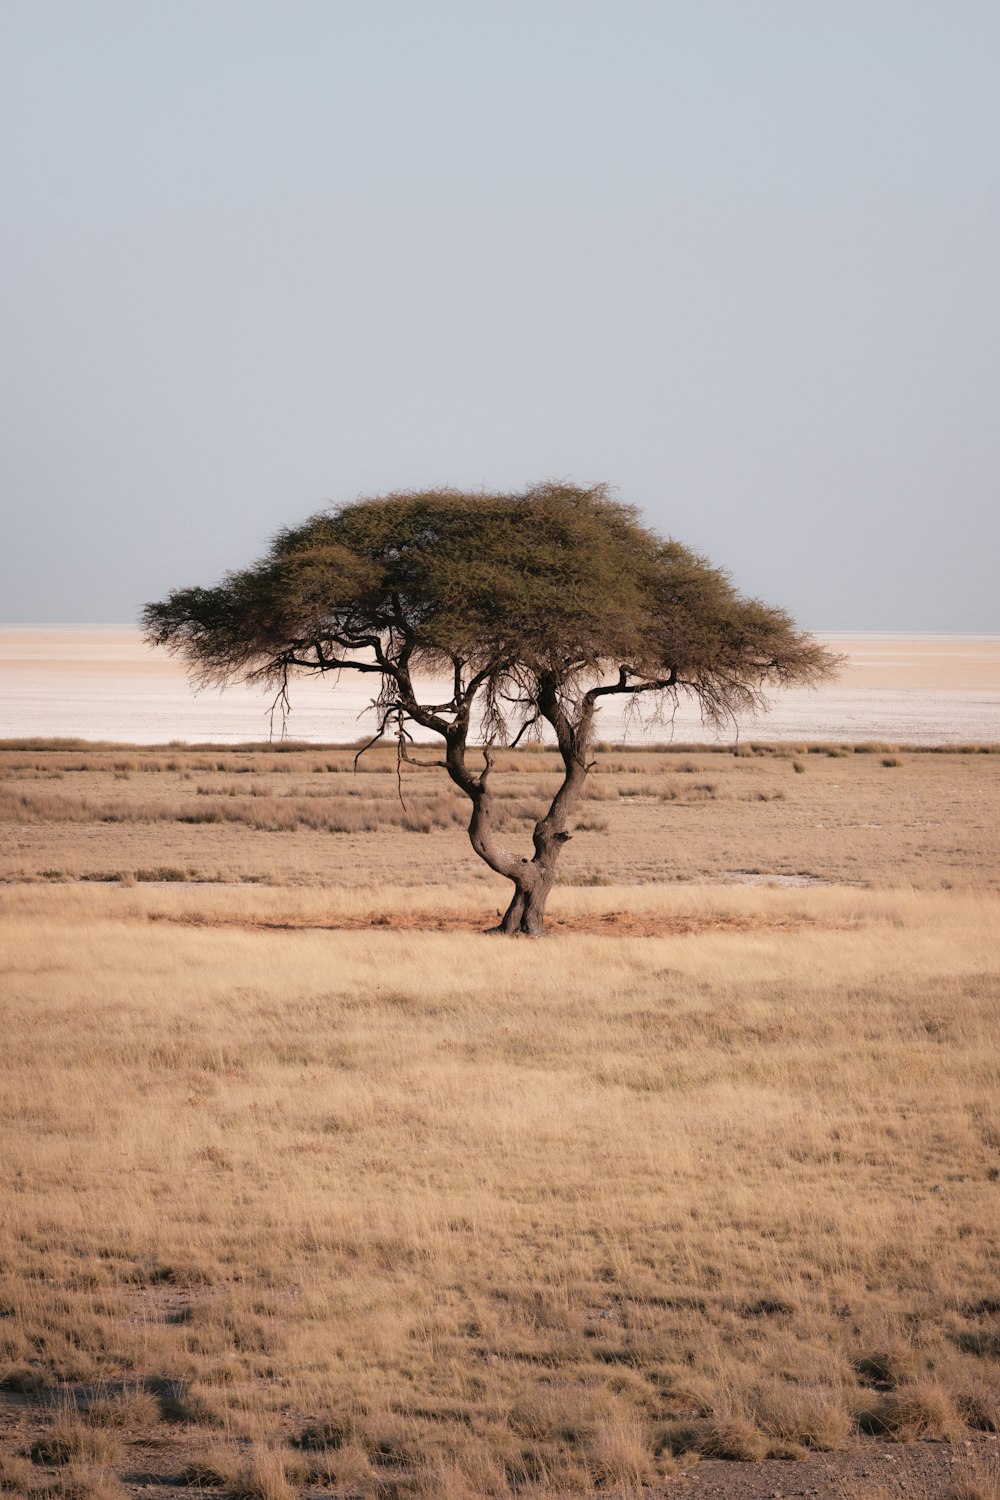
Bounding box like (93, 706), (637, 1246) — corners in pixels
(142, 483), (837, 935)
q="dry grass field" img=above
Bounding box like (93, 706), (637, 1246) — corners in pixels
(1, 742), (998, 1499)
(2, 739), (999, 891)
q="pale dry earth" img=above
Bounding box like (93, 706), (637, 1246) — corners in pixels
(1, 629), (999, 745)
(1, 743), (998, 892)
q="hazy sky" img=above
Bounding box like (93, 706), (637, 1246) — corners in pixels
(2, 1), (998, 629)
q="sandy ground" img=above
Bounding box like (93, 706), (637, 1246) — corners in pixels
(1, 627), (999, 745)
(3, 744), (998, 890)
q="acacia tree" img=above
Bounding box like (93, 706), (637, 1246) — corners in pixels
(143, 484), (835, 935)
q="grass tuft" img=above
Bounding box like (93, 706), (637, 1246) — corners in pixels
(35, 1467), (130, 1500)
(0, 1366), (49, 1394)
(226, 1447), (297, 1500)
(691, 1414), (767, 1462)
(82, 1388), (161, 1429)
(29, 1422), (119, 1468)
(857, 1381), (963, 1440)
(179, 1444), (237, 1487)
(293, 1416), (354, 1451)
(584, 1407), (655, 1489)
(0, 1453), (36, 1491)
(753, 1382), (852, 1452)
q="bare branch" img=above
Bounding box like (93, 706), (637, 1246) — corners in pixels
(352, 721), (388, 770)
(585, 666), (678, 703)
(508, 711), (541, 750)
(267, 664), (292, 740)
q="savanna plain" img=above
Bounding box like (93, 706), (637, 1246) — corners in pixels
(1, 741), (999, 1500)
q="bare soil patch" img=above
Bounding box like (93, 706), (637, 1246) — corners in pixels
(2, 740), (999, 892)
(147, 905), (844, 938)
(672, 1435), (1000, 1498)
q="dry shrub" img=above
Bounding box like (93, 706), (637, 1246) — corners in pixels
(29, 1420), (120, 1467)
(691, 1414), (767, 1462)
(4, 736), (998, 892)
(38, 1467), (130, 1500)
(182, 1440), (295, 1500)
(0, 1365), (49, 1394)
(412, 1457), (482, 1500)
(955, 1329), (1000, 1359)
(857, 1380), (963, 1440)
(180, 1443), (238, 1487)
(300, 1441), (372, 1490)
(0, 1453), (35, 1491)
(956, 1379), (1000, 1433)
(584, 1406), (656, 1489)
(661, 1373), (716, 1419)
(294, 1415), (354, 1451)
(226, 1446), (297, 1500)
(139, 1257), (218, 1287)
(414, 1440), (510, 1500)
(853, 1343), (921, 1387)
(155, 1380), (224, 1425)
(0, 789), (92, 822)
(359, 1417), (420, 1472)
(753, 1381), (852, 1452)
(82, 1387), (161, 1429)
(506, 1390), (567, 1444)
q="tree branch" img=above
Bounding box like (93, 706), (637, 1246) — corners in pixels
(584, 666), (678, 703)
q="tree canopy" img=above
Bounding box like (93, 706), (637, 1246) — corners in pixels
(143, 483), (837, 933)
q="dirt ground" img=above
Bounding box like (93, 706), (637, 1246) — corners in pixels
(2, 741), (998, 892)
(673, 1436), (1000, 1497)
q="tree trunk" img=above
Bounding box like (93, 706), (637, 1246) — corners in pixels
(437, 688), (591, 937)
(498, 883), (526, 935)
(497, 866), (556, 936)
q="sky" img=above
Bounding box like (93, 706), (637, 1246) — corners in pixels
(2, 1), (998, 631)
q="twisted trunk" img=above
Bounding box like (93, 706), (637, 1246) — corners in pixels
(396, 656), (598, 936)
(471, 673), (596, 936)
(440, 728), (590, 936)
(498, 871), (555, 937)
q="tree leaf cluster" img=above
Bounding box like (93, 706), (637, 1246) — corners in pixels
(142, 483), (833, 735)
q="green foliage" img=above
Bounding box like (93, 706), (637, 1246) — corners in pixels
(143, 483), (834, 740)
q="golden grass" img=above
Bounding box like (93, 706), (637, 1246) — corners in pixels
(948, 1452), (1000, 1500)
(1, 864), (999, 1493)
